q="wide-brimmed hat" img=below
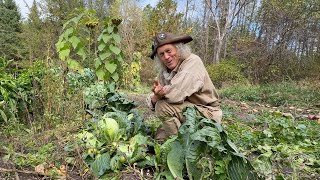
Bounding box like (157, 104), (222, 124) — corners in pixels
(150, 32), (193, 59)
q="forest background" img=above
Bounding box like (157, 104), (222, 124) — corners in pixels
(0, 0), (320, 179)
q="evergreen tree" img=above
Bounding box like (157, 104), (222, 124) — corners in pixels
(0, 0), (23, 59)
(21, 0), (43, 60)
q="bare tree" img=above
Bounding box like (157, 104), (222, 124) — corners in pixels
(205, 0), (249, 63)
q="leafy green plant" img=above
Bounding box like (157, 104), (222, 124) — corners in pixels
(67, 82), (153, 178)
(156, 107), (260, 179)
(0, 57), (18, 122)
(55, 9), (124, 83)
(206, 59), (248, 88)
(224, 112), (320, 178)
(121, 52), (142, 90)
(67, 68), (95, 90)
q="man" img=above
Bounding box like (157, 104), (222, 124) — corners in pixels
(146, 32), (222, 141)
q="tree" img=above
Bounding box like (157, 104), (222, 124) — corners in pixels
(0, 0), (23, 59)
(204, 0), (249, 64)
(21, 0), (43, 61)
(143, 0), (184, 36)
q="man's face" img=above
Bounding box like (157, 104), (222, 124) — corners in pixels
(157, 44), (179, 70)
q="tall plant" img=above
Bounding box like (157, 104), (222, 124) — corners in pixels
(55, 9), (123, 83)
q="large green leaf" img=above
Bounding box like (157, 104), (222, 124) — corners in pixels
(59, 49), (70, 60)
(228, 155), (259, 180)
(67, 59), (83, 72)
(112, 33), (121, 43)
(0, 109), (7, 123)
(94, 58), (102, 69)
(105, 61), (117, 74)
(167, 141), (184, 179)
(107, 26), (114, 33)
(95, 66), (106, 80)
(111, 73), (119, 81)
(190, 126), (221, 148)
(69, 36), (81, 49)
(109, 44), (121, 55)
(91, 153), (111, 177)
(63, 27), (74, 39)
(99, 51), (111, 60)
(102, 34), (111, 43)
(75, 45), (86, 60)
(98, 43), (106, 51)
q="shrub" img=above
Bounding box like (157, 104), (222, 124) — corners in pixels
(206, 59), (248, 88)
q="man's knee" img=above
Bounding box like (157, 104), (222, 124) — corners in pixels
(155, 100), (172, 119)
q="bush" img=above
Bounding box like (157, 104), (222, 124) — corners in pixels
(206, 59), (248, 88)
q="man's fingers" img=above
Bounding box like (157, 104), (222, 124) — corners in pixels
(153, 80), (160, 86)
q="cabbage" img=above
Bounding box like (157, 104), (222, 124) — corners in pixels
(98, 117), (119, 140)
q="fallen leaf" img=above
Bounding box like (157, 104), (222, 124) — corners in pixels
(308, 115), (315, 120)
(35, 164), (45, 174)
(282, 113), (294, 119)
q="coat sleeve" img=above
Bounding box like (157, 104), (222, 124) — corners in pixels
(164, 60), (205, 103)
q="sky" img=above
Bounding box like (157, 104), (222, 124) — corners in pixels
(15, 0), (33, 19)
(15, 0), (160, 19)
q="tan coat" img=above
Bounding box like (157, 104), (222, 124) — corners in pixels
(158, 53), (220, 107)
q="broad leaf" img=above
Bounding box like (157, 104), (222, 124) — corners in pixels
(105, 61), (117, 74)
(59, 49), (70, 60)
(0, 109), (7, 123)
(112, 33), (121, 43)
(99, 51), (111, 60)
(102, 34), (111, 43)
(91, 153), (110, 177)
(167, 141), (184, 179)
(228, 155), (259, 180)
(98, 43), (106, 51)
(63, 27), (74, 38)
(109, 44), (121, 55)
(107, 26), (114, 33)
(69, 36), (81, 49)
(67, 59), (83, 73)
(95, 66), (106, 80)
(94, 58), (102, 69)
(111, 73), (119, 81)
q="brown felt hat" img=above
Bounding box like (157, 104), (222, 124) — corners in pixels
(150, 32), (193, 59)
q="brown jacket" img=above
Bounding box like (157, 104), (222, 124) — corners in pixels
(158, 53), (220, 107)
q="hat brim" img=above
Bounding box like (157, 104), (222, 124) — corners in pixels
(150, 35), (193, 59)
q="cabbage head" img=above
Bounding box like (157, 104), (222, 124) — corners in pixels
(98, 117), (119, 141)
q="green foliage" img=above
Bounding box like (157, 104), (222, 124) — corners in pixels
(206, 59), (248, 88)
(143, 0), (184, 35)
(69, 83), (153, 178)
(56, 9), (124, 83)
(220, 81), (320, 107)
(0, 0), (23, 59)
(67, 68), (95, 90)
(121, 52), (142, 90)
(2, 142), (56, 167)
(156, 107), (259, 179)
(0, 57), (45, 123)
(224, 111), (320, 178)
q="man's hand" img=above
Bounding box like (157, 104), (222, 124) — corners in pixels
(151, 80), (170, 105)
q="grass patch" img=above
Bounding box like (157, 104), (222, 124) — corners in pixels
(220, 81), (320, 108)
